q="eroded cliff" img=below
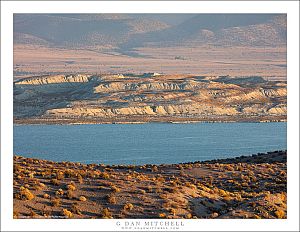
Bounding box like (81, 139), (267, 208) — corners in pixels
(13, 74), (287, 123)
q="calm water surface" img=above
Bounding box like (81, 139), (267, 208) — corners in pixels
(13, 122), (287, 165)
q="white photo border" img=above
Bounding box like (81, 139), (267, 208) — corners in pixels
(1, 1), (299, 231)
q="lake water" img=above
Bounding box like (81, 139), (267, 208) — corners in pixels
(13, 122), (287, 165)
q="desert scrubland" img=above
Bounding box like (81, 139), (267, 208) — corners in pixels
(13, 150), (287, 219)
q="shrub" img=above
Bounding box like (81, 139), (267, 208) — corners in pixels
(100, 172), (110, 179)
(226, 165), (234, 171)
(43, 193), (50, 199)
(20, 186), (34, 200)
(236, 165), (243, 171)
(67, 183), (76, 191)
(101, 208), (112, 219)
(13, 211), (19, 218)
(79, 196), (87, 202)
(62, 209), (73, 218)
(185, 213), (192, 219)
(51, 198), (61, 207)
(253, 214), (261, 219)
(275, 210), (285, 219)
(156, 176), (165, 182)
(155, 188), (162, 193)
(138, 189), (146, 195)
(280, 193), (287, 202)
(111, 185), (120, 193)
(223, 196), (231, 202)
(169, 208), (176, 216)
(123, 203), (134, 211)
(159, 213), (166, 218)
(65, 169), (74, 178)
(28, 172), (35, 178)
(211, 212), (218, 218)
(159, 194), (167, 199)
(56, 189), (64, 196)
(14, 164), (21, 172)
(39, 182), (46, 188)
(56, 171), (64, 180)
(219, 189), (228, 197)
(185, 182), (197, 189)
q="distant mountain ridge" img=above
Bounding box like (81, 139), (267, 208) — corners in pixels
(14, 14), (286, 51)
(14, 14), (170, 48)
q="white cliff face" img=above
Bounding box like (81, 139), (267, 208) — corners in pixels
(15, 74), (93, 85)
(14, 74), (287, 121)
(44, 103), (239, 118)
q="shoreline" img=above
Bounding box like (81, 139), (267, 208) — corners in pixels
(14, 150), (287, 166)
(13, 116), (287, 125)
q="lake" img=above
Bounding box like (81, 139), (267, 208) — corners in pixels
(13, 122), (287, 165)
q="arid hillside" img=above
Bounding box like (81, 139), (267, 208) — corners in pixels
(13, 150), (287, 219)
(14, 14), (286, 49)
(14, 74), (287, 124)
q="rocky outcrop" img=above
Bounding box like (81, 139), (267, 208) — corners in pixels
(13, 74), (287, 122)
(44, 103), (239, 118)
(15, 74), (93, 85)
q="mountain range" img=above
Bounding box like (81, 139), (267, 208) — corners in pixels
(14, 14), (286, 52)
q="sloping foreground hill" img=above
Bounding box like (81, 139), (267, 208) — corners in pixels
(13, 150), (287, 219)
(14, 74), (286, 124)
